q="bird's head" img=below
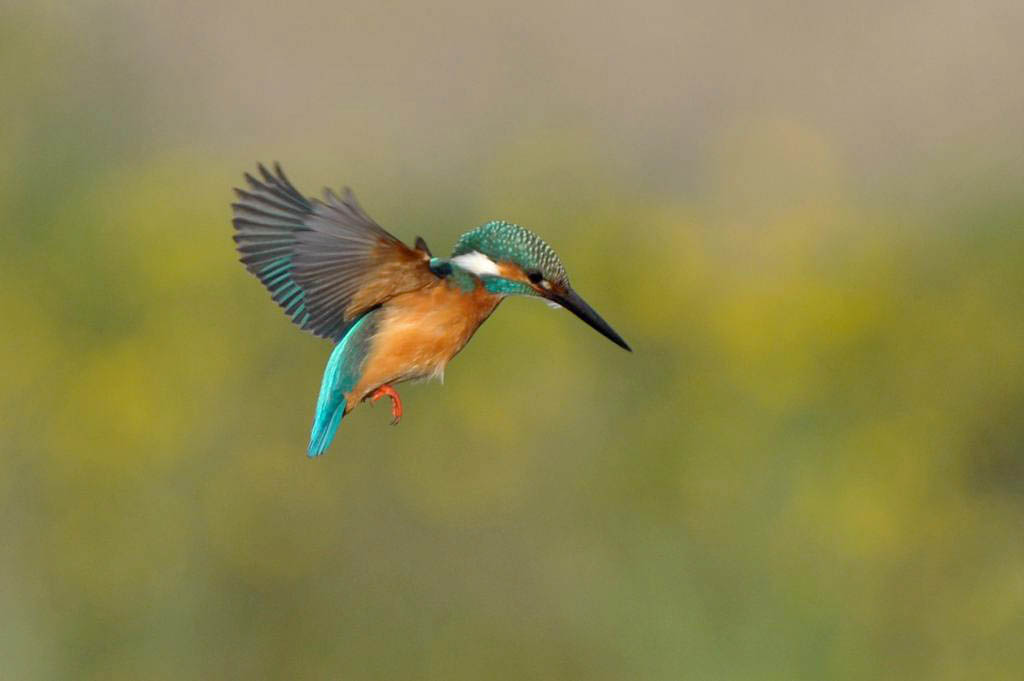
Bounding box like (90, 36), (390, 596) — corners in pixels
(451, 220), (631, 351)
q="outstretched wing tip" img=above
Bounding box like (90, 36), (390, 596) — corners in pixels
(414, 236), (432, 256)
(232, 163), (435, 341)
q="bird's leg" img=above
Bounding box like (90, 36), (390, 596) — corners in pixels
(367, 384), (403, 425)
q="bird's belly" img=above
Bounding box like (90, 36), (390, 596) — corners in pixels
(349, 283), (501, 402)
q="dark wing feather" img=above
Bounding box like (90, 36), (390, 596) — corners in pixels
(232, 163), (431, 341)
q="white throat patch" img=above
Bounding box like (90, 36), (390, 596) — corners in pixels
(450, 251), (501, 277)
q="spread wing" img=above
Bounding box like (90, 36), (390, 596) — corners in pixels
(232, 163), (435, 341)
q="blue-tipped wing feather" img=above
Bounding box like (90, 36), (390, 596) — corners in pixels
(232, 163), (405, 341)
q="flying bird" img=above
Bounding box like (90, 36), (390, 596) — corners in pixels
(232, 163), (631, 457)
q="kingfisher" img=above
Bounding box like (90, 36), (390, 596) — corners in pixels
(232, 163), (630, 457)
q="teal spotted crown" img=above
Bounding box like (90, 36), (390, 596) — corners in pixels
(452, 220), (568, 285)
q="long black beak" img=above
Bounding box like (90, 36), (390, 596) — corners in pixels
(552, 288), (632, 352)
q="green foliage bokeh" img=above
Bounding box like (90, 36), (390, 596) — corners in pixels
(2, 3), (1023, 679)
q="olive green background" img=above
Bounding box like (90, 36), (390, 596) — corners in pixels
(3, 2), (1023, 679)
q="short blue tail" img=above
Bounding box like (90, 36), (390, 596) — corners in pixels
(308, 393), (346, 457)
(307, 312), (379, 457)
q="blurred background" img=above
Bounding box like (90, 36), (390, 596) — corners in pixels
(2, 1), (1023, 679)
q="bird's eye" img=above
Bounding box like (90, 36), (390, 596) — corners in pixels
(527, 271), (544, 284)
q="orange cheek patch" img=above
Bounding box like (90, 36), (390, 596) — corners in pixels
(497, 262), (528, 281)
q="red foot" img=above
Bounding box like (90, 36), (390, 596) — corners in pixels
(367, 384), (403, 425)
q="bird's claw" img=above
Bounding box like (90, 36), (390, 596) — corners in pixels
(368, 384), (403, 425)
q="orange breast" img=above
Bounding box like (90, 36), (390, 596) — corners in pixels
(347, 279), (502, 406)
